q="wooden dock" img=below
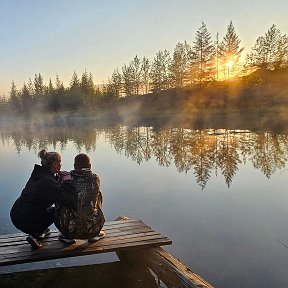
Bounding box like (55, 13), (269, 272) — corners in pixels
(0, 217), (214, 288)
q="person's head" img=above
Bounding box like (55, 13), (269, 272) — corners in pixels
(38, 149), (61, 174)
(74, 153), (91, 170)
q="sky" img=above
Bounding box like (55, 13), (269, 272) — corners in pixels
(0, 0), (287, 96)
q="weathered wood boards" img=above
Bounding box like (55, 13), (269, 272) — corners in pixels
(0, 217), (215, 288)
(119, 247), (214, 288)
(0, 260), (161, 288)
(0, 218), (171, 267)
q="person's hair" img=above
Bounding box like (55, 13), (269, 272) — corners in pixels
(74, 153), (91, 170)
(38, 149), (61, 168)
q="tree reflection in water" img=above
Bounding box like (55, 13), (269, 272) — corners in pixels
(1, 125), (287, 189)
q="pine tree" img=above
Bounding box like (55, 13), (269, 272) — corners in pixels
(108, 68), (122, 98)
(48, 78), (54, 94)
(55, 75), (65, 94)
(50, 75), (66, 111)
(170, 42), (190, 88)
(246, 24), (288, 71)
(131, 55), (142, 95)
(34, 73), (44, 99)
(81, 70), (89, 96)
(140, 57), (150, 94)
(215, 33), (220, 80)
(9, 81), (21, 113)
(191, 22), (215, 85)
(70, 71), (80, 90)
(27, 78), (34, 98)
(80, 70), (95, 106)
(0, 95), (8, 114)
(122, 63), (134, 96)
(20, 83), (33, 114)
(219, 21), (244, 79)
(68, 71), (83, 110)
(150, 50), (171, 93)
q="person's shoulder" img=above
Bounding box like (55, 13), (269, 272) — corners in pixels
(69, 169), (77, 176)
(37, 174), (59, 190)
(91, 172), (100, 180)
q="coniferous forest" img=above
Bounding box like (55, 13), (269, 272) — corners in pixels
(1, 22), (288, 118)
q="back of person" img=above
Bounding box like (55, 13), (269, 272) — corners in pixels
(54, 154), (105, 240)
(10, 149), (77, 249)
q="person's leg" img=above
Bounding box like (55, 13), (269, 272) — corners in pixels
(58, 233), (76, 244)
(35, 207), (55, 236)
(26, 209), (55, 248)
(88, 230), (105, 243)
(26, 235), (42, 249)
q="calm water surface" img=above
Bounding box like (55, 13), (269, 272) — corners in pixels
(0, 123), (288, 288)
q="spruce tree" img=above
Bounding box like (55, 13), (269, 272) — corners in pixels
(219, 21), (244, 79)
(191, 22), (215, 85)
(9, 81), (21, 113)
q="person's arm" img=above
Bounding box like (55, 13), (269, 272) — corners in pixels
(95, 175), (103, 209)
(60, 180), (77, 209)
(44, 177), (77, 209)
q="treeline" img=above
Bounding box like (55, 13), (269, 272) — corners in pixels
(6, 71), (109, 115)
(107, 22), (288, 96)
(1, 22), (288, 116)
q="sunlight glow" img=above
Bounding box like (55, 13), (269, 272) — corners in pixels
(226, 61), (234, 68)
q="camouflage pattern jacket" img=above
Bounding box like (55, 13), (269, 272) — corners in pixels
(54, 169), (105, 239)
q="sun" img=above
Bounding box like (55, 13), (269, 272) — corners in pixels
(226, 61), (233, 68)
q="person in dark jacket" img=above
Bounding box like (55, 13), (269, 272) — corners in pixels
(10, 149), (77, 249)
(54, 153), (105, 243)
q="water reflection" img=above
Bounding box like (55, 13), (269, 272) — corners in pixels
(1, 125), (287, 188)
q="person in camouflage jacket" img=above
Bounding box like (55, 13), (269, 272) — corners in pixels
(54, 154), (105, 240)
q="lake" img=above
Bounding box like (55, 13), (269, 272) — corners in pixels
(0, 119), (288, 288)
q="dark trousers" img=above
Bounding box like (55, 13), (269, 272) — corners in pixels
(11, 206), (55, 237)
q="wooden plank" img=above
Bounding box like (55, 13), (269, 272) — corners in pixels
(0, 232), (170, 257)
(0, 219), (151, 243)
(0, 222), (153, 246)
(0, 227), (155, 247)
(0, 218), (145, 241)
(0, 238), (171, 266)
(118, 247), (214, 288)
(1, 216), (215, 288)
(114, 217), (214, 288)
(0, 259), (160, 288)
(0, 219), (171, 267)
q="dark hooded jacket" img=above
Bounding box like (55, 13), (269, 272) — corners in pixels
(10, 164), (77, 235)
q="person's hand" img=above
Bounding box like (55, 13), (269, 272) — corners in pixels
(59, 171), (72, 181)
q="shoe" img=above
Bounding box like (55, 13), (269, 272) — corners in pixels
(58, 233), (76, 244)
(88, 231), (105, 243)
(36, 228), (51, 240)
(26, 235), (42, 249)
